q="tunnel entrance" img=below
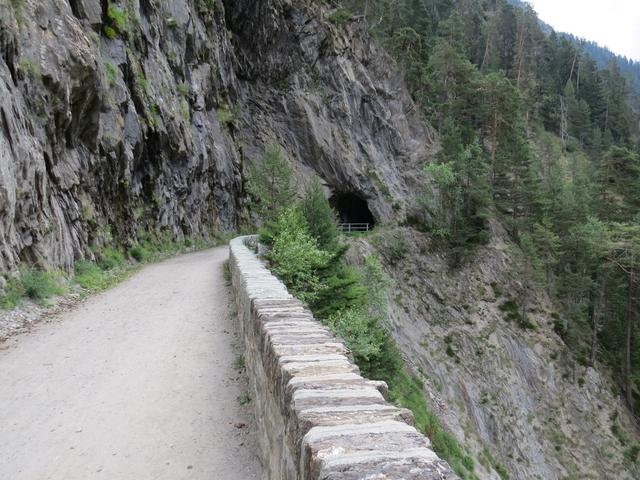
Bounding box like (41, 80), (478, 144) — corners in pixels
(330, 192), (376, 232)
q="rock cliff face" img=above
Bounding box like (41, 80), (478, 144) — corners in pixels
(0, 0), (431, 273)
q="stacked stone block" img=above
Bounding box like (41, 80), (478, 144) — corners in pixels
(229, 236), (457, 480)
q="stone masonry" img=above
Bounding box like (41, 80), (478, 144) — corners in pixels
(229, 236), (457, 479)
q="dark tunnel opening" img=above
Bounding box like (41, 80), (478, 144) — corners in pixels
(330, 192), (376, 229)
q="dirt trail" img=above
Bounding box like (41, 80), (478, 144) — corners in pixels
(0, 247), (261, 480)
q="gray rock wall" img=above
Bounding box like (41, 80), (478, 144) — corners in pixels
(229, 236), (456, 480)
(0, 0), (434, 274)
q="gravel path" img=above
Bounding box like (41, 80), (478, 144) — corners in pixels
(0, 247), (261, 480)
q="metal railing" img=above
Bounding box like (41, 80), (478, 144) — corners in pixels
(339, 223), (371, 233)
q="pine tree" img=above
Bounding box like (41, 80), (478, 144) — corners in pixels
(301, 178), (339, 251)
(247, 145), (296, 223)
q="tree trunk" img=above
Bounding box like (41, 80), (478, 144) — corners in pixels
(491, 113), (498, 183)
(589, 276), (605, 366)
(624, 270), (635, 407)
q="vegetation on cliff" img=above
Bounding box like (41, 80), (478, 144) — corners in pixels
(248, 146), (479, 478)
(339, 0), (640, 418)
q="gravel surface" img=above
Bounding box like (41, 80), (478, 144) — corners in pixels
(0, 247), (261, 480)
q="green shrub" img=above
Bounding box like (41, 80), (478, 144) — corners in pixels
(177, 82), (189, 96)
(327, 307), (386, 362)
(311, 264), (365, 318)
(267, 208), (331, 304)
(372, 230), (408, 262)
(103, 26), (117, 40)
(494, 463), (510, 479)
(248, 144), (296, 224)
(265, 218), (477, 478)
(222, 260), (231, 284)
(612, 422), (628, 445)
(105, 62), (118, 86)
(196, 0), (218, 14)
(21, 268), (65, 303)
(98, 248), (126, 270)
(107, 4), (128, 33)
(74, 261), (108, 291)
(0, 276), (26, 309)
(138, 75), (149, 92)
(328, 9), (352, 26)
(499, 299), (535, 330)
(216, 104), (240, 126)
(129, 245), (151, 262)
(624, 444), (640, 463)
(301, 178), (339, 250)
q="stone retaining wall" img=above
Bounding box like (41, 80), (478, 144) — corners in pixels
(229, 236), (457, 479)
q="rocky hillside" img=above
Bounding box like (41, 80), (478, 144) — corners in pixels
(350, 227), (640, 479)
(0, 0), (428, 273)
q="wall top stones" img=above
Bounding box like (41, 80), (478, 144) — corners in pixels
(229, 236), (457, 479)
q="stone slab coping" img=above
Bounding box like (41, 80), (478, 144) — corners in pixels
(229, 235), (457, 479)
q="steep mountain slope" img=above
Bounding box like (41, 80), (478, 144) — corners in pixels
(350, 226), (640, 479)
(0, 0), (429, 273)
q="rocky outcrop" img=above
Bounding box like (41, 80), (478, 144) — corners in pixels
(0, 0), (243, 272)
(0, 0), (432, 273)
(349, 227), (640, 480)
(229, 235), (456, 480)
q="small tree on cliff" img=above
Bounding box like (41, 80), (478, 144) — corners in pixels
(301, 178), (339, 251)
(247, 144), (295, 223)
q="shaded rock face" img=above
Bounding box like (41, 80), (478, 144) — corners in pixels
(0, 0), (433, 273)
(0, 0), (243, 272)
(226, 0), (435, 221)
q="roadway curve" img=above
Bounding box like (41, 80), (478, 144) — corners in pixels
(0, 247), (261, 479)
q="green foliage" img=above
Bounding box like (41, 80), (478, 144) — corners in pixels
(147, 103), (161, 126)
(103, 26), (117, 40)
(196, 0), (222, 17)
(495, 463), (510, 480)
(106, 4), (128, 34)
(371, 229), (408, 262)
(21, 269), (65, 303)
(74, 261), (109, 291)
(612, 422), (629, 446)
(301, 178), (339, 250)
(222, 260), (231, 285)
(233, 354), (245, 370)
(327, 9), (352, 26)
(499, 300), (535, 330)
(0, 276), (26, 309)
(0, 268), (67, 308)
(262, 194), (477, 479)
(98, 248), (126, 271)
(266, 208), (331, 304)
(105, 62), (118, 86)
(128, 245), (151, 262)
(10, 0), (25, 24)
(426, 161), (457, 187)
(326, 307), (387, 361)
(624, 445), (640, 463)
(18, 57), (40, 79)
(177, 82), (189, 96)
(137, 75), (149, 93)
(216, 104), (240, 126)
(247, 144), (296, 224)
